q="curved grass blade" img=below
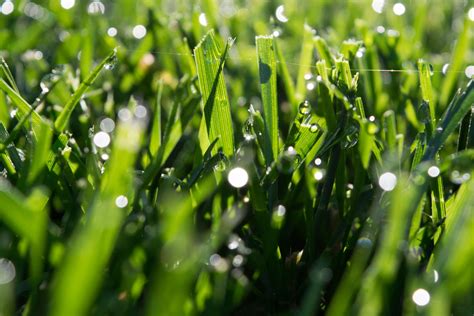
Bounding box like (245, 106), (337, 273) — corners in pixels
(54, 48), (117, 132)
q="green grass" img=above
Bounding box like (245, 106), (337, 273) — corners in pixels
(0, 1), (473, 315)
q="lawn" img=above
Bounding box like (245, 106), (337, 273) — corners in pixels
(0, 0), (473, 315)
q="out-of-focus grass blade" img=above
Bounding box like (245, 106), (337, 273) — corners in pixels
(194, 30), (234, 157)
(26, 120), (53, 185)
(50, 115), (144, 316)
(423, 80), (474, 161)
(314, 36), (333, 67)
(440, 17), (472, 107)
(256, 35), (279, 165)
(275, 39), (297, 113)
(0, 57), (19, 93)
(149, 80), (163, 157)
(54, 48), (117, 132)
(357, 173), (426, 315)
(0, 78), (44, 131)
(0, 182), (47, 283)
(295, 25), (315, 103)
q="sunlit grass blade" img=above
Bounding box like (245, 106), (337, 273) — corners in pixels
(194, 30), (234, 157)
(50, 115), (144, 316)
(0, 78), (44, 131)
(54, 48), (117, 132)
(256, 35), (279, 165)
(295, 25), (315, 103)
(440, 17), (472, 107)
(423, 80), (474, 161)
(0, 57), (19, 93)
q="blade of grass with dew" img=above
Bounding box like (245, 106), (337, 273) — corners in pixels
(54, 48), (117, 132)
(256, 35), (279, 165)
(25, 119), (53, 186)
(0, 79), (44, 132)
(194, 30), (234, 157)
(0, 57), (19, 93)
(295, 25), (315, 103)
(50, 115), (144, 316)
(149, 80), (163, 158)
(423, 80), (474, 161)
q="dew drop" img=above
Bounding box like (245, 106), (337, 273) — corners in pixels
(465, 65), (474, 79)
(134, 105), (148, 119)
(313, 168), (325, 181)
(87, 1), (105, 15)
(309, 124), (319, 133)
(0, 258), (15, 284)
(107, 27), (118, 37)
(198, 13), (208, 26)
(427, 166), (440, 178)
(118, 108), (132, 122)
(371, 0), (385, 14)
(115, 195), (128, 208)
(232, 255), (244, 267)
(61, 0), (75, 10)
(412, 288), (430, 306)
(299, 101), (311, 115)
(93, 131), (111, 148)
(275, 5), (289, 23)
(468, 7), (474, 22)
(378, 172), (397, 191)
(228, 167), (249, 188)
(306, 82), (316, 91)
(1, 1), (14, 15)
(209, 254), (229, 272)
(314, 158), (322, 166)
(392, 3), (406, 16)
(376, 25), (385, 33)
(357, 237), (373, 249)
(442, 63), (449, 75)
(132, 24), (147, 39)
(100, 118), (115, 133)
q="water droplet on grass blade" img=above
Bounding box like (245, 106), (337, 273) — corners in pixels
(465, 65), (474, 79)
(132, 25), (147, 39)
(412, 288), (430, 306)
(378, 172), (397, 191)
(392, 3), (406, 16)
(309, 124), (319, 133)
(87, 1), (105, 15)
(209, 254), (229, 272)
(442, 63), (449, 75)
(100, 118), (115, 133)
(115, 195), (128, 208)
(275, 5), (289, 23)
(299, 101), (311, 115)
(468, 7), (474, 21)
(198, 13), (208, 26)
(427, 166), (440, 178)
(1, 1), (14, 15)
(228, 167), (249, 188)
(61, 0), (75, 10)
(107, 27), (117, 37)
(93, 131), (111, 148)
(371, 0), (385, 14)
(0, 258), (15, 284)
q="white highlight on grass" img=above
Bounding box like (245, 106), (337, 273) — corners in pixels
(107, 27), (118, 37)
(427, 166), (440, 178)
(135, 105), (148, 119)
(115, 195), (128, 208)
(275, 205), (286, 217)
(442, 63), (449, 75)
(371, 0), (385, 14)
(1, 1), (14, 15)
(0, 258), (16, 284)
(87, 1), (105, 15)
(275, 5), (288, 23)
(393, 3), (406, 16)
(100, 118), (115, 133)
(228, 167), (249, 188)
(433, 270), (439, 283)
(198, 13), (208, 26)
(465, 65), (474, 79)
(93, 131), (111, 148)
(61, 0), (75, 10)
(132, 25), (147, 39)
(378, 172), (397, 191)
(468, 7), (474, 21)
(412, 288), (430, 306)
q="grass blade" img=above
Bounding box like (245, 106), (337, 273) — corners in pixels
(256, 35), (279, 165)
(50, 115), (144, 316)
(54, 48), (117, 132)
(194, 30), (234, 157)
